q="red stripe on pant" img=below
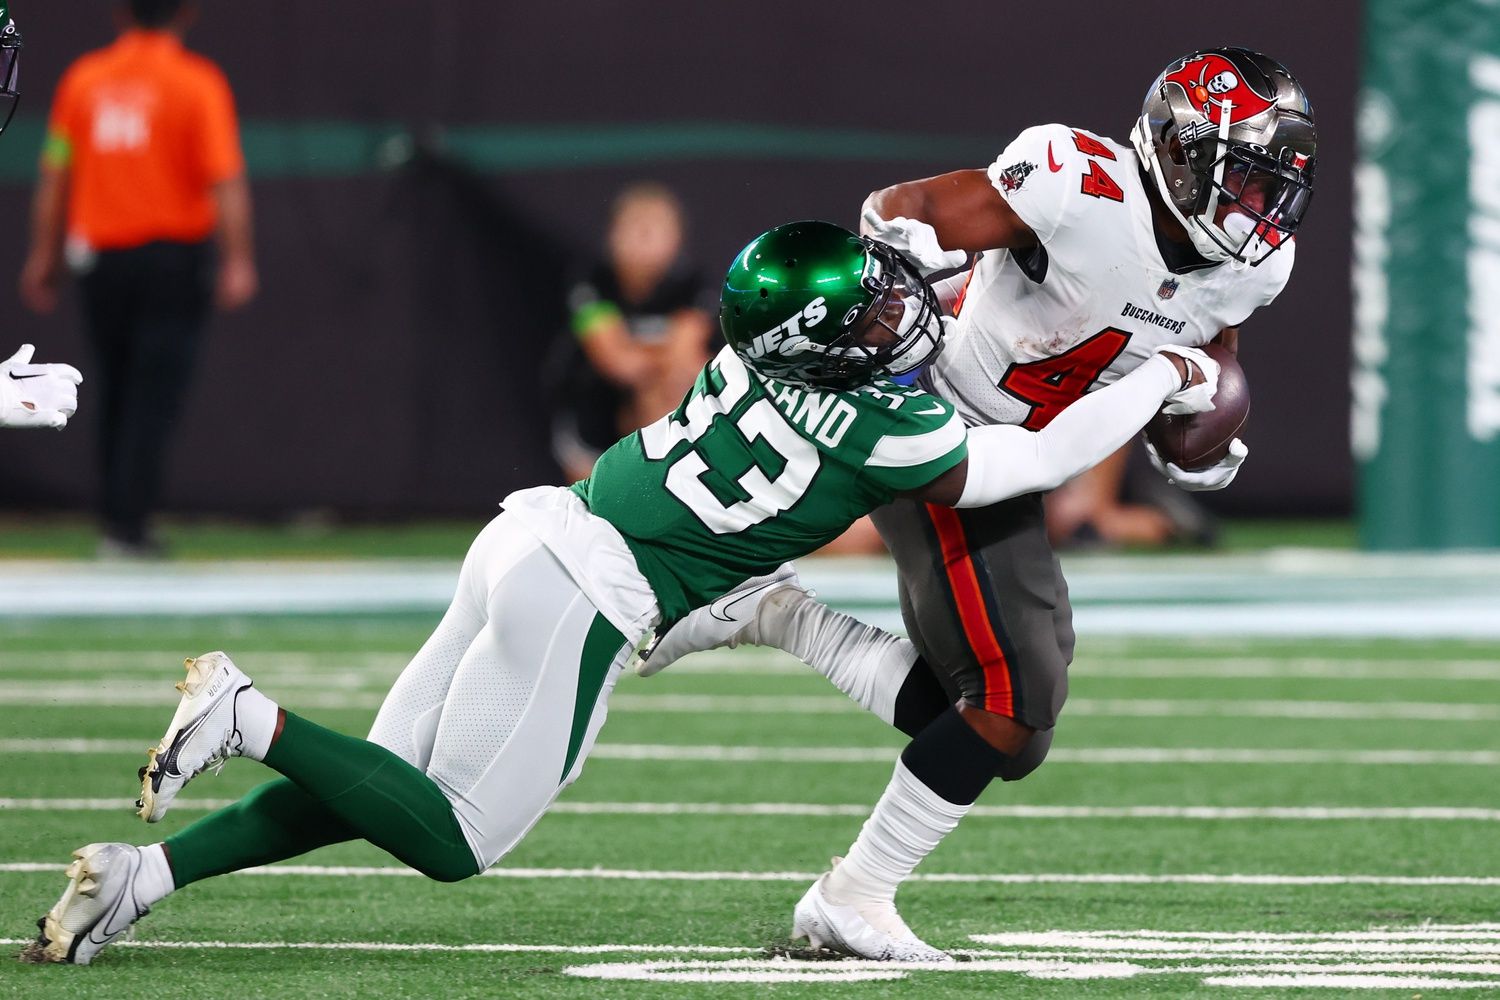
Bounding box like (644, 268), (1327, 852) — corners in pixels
(925, 503), (1015, 717)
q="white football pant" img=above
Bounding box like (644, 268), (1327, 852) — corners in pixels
(366, 511), (635, 869)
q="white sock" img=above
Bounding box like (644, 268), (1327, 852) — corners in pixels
(135, 843), (176, 908)
(759, 594), (918, 725)
(233, 685), (279, 761)
(823, 759), (970, 910)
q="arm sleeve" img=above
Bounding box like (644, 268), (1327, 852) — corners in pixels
(198, 66), (245, 184)
(955, 355), (1179, 507)
(985, 123), (1079, 244)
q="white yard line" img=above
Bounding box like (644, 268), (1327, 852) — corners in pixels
(563, 925), (1500, 986)
(601, 695), (1500, 721)
(8, 649), (1500, 682)
(2, 650), (1500, 680)
(4, 684), (1498, 722)
(0, 936), (753, 955)
(4, 738), (1495, 766)
(4, 798), (1500, 821)
(3, 862), (1499, 886)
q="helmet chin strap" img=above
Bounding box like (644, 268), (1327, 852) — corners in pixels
(1133, 115), (1233, 264)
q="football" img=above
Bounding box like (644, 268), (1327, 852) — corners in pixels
(1144, 343), (1249, 471)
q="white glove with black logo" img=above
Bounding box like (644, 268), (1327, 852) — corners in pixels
(1, 344), (83, 430)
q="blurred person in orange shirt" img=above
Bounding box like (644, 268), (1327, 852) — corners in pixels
(549, 183), (714, 483)
(18, 0), (255, 555)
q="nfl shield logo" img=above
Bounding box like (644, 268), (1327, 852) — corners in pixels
(1157, 278), (1180, 300)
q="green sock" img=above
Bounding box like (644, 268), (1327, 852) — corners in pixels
(165, 778), (355, 888)
(261, 711), (479, 882)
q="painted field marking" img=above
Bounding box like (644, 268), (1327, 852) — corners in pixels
(663, 652), (1500, 681)
(6, 863), (1500, 886)
(3, 925), (1499, 988)
(563, 925), (1500, 987)
(10, 648), (1500, 681)
(3, 738), (1495, 767)
(0, 936), (753, 956)
(1072, 658), (1500, 681)
(598, 694), (1500, 722)
(4, 799), (1500, 821)
(7, 683), (1497, 722)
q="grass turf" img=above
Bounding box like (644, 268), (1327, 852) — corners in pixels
(0, 617), (1496, 997)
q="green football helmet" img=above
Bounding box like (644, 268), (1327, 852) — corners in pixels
(720, 220), (945, 390)
(0, 2), (19, 137)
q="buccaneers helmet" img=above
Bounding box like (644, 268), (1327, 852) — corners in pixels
(720, 221), (945, 390)
(0, 3), (18, 137)
(1133, 47), (1316, 266)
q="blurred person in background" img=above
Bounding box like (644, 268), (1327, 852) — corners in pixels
(1044, 444), (1217, 549)
(18, 0), (256, 557)
(549, 182), (713, 483)
(0, 3), (85, 431)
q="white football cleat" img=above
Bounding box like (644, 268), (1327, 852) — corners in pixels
(137, 651), (256, 823)
(24, 844), (151, 965)
(635, 563), (808, 677)
(791, 866), (952, 963)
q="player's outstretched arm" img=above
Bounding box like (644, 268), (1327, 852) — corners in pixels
(0, 344), (83, 429)
(860, 170), (1037, 275)
(913, 347), (1216, 509)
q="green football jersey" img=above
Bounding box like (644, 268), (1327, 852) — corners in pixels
(572, 347), (967, 622)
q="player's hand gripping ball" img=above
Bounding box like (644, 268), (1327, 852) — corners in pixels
(1144, 342), (1248, 471)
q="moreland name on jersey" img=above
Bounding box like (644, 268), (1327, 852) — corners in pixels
(575, 346), (966, 622)
(927, 122), (1294, 431)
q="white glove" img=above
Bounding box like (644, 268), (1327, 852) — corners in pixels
(0, 344), (84, 430)
(1145, 436), (1248, 492)
(859, 206), (968, 276)
(1154, 344), (1220, 415)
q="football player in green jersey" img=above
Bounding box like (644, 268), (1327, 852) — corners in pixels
(26, 221), (1217, 966)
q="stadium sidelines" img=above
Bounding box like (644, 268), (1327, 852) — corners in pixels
(4, 551), (1500, 636)
(1, 738), (1496, 765)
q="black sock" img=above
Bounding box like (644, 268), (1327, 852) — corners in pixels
(900, 705), (1010, 806)
(891, 656), (953, 737)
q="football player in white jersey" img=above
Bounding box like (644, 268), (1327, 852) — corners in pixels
(644, 47), (1316, 960)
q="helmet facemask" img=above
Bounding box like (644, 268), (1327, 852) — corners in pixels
(822, 243), (946, 388)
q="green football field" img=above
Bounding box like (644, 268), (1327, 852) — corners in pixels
(1, 611), (1498, 997)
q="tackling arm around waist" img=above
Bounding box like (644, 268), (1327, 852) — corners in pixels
(946, 353), (1181, 508)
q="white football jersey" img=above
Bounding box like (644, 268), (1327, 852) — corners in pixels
(924, 122), (1295, 429)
